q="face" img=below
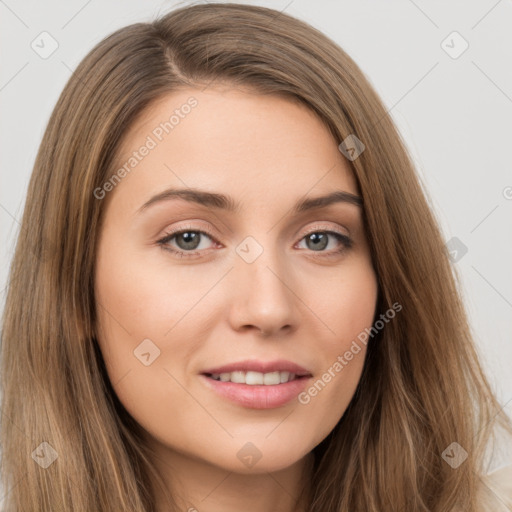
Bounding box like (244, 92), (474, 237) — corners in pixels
(94, 85), (378, 476)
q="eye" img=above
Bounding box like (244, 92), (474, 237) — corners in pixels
(156, 225), (219, 258)
(295, 228), (352, 258)
(156, 225), (352, 259)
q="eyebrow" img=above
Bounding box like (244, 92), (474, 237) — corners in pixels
(136, 187), (363, 215)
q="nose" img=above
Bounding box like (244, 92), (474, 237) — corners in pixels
(227, 242), (298, 337)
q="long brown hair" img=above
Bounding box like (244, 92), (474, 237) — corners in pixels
(1, 3), (511, 511)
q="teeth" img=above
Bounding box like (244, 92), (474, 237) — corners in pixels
(210, 370), (298, 385)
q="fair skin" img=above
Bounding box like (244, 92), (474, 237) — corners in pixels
(94, 85), (378, 512)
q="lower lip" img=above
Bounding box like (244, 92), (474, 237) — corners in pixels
(200, 374), (311, 409)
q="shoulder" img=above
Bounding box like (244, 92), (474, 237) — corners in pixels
(476, 464), (512, 511)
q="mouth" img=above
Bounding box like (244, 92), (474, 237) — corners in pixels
(199, 371), (313, 409)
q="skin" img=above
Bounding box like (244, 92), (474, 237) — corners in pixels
(94, 85), (378, 512)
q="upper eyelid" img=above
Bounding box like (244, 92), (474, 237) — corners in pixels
(301, 223), (350, 237)
(159, 224), (217, 241)
(159, 222), (350, 241)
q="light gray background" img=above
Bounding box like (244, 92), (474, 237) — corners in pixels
(1, 0), (511, 466)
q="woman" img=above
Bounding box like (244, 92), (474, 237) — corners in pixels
(1, 3), (511, 511)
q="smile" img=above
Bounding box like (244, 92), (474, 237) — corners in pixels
(206, 370), (300, 385)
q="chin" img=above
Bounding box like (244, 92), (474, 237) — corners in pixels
(205, 440), (312, 475)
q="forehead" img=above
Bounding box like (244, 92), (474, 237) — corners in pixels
(107, 86), (358, 213)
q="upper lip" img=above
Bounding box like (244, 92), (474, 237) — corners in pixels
(201, 359), (312, 377)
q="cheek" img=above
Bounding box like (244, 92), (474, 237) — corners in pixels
(93, 243), (200, 441)
(93, 236), (174, 381)
(295, 258), (377, 426)
(309, 256), (378, 348)
(93, 237), (221, 411)
(94, 239), (211, 347)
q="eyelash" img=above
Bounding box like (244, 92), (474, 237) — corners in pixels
(156, 223), (353, 260)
